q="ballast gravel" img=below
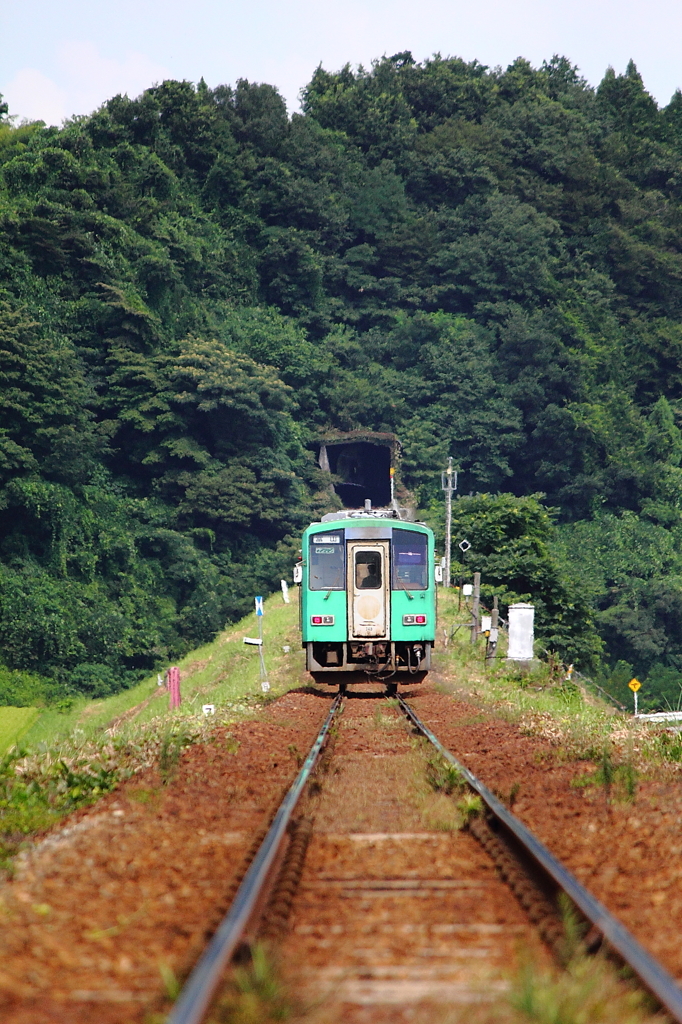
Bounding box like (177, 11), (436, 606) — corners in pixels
(407, 684), (682, 985)
(276, 691), (549, 1022)
(1, 680), (681, 1022)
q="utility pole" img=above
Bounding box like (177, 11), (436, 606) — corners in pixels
(471, 571), (481, 644)
(441, 459), (457, 588)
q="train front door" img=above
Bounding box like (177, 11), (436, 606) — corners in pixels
(347, 541), (390, 638)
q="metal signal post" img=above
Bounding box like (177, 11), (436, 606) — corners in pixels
(441, 458), (457, 587)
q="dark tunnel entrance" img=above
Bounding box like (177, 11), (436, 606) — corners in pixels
(320, 438), (394, 508)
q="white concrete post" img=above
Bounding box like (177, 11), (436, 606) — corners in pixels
(507, 603), (535, 661)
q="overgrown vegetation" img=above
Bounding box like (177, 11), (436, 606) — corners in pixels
(0, 713), (240, 874)
(0, 593), (301, 870)
(158, 724), (193, 784)
(0, 739), (123, 871)
(436, 588), (682, 772)
(200, 940), (662, 1024)
(3, 55), (682, 700)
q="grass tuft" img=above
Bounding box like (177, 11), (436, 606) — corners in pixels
(571, 748), (638, 804)
(209, 944), (293, 1024)
(158, 725), (193, 785)
(508, 952), (663, 1024)
(457, 792), (483, 824)
(425, 752), (467, 795)
(159, 962), (181, 1001)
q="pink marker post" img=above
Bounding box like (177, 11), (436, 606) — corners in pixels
(167, 666), (181, 709)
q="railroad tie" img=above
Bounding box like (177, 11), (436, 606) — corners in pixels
(259, 815), (315, 941)
(468, 815), (565, 955)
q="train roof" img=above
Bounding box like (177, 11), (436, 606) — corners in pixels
(304, 511), (432, 535)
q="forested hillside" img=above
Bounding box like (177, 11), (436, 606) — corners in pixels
(2, 54), (682, 706)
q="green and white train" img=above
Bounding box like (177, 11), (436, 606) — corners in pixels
(294, 508), (438, 690)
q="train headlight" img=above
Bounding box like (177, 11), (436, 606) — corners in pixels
(403, 614), (427, 625)
(311, 615), (335, 625)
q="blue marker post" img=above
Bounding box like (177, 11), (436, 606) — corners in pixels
(255, 596), (269, 692)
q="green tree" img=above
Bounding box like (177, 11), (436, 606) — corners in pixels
(0, 303), (98, 485)
(450, 493), (602, 666)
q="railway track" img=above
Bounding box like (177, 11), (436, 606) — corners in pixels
(168, 690), (682, 1024)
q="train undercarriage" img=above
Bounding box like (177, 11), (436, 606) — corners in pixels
(307, 639), (431, 682)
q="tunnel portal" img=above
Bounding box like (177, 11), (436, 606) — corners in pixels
(319, 434), (397, 509)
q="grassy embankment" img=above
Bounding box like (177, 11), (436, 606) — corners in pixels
(0, 592), (307, 871)
(13, 591), (304, 751)
(0, 583), (672, 875)
(0, 707), (40, 754)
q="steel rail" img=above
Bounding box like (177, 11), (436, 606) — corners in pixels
(397, 694), (682, 1022)
(167, 692), (344, 1024)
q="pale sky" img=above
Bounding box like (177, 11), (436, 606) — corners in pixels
(3, 0), (682, 126)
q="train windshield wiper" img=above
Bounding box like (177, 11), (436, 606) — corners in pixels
(395, 574), (414, 600)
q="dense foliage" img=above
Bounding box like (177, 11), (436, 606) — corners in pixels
(3, 54), (682, 703)
(448, 493), (602, 666)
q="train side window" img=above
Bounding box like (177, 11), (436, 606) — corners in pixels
(355, 551), (382, 590)
(309, 532), (345, 590)
(392, 530), (427, 590)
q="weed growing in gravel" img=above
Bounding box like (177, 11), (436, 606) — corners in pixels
(287, 743), (303, 768)
(457, 792), (483, 824)
(419, 792), (462, 831)
(127, 786), (160, 807)
(417, 948), (665, 1024)
(224, 734), (241, 755)
(373, 708), (396, 729)
(493, 781), (521, 808)
(417, 743), (482, 830)
(506, 952), (664, 1024)
(650, 729), (682, 762)
(425, 752), (468, 796)
(159, 724), (194, 784)
(208, 944), (293, 1024)
(571, 747), (639, 804)
(159, 962), (181, 1001)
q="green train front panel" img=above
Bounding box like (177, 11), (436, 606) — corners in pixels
(302, 525), (348, 643)
(301, 519), (435, 644)
(390, 527), (435, 642)
(302, 589), (347, 643)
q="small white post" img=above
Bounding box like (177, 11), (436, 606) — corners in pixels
(281, 579), (290, 604)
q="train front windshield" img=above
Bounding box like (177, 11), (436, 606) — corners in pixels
(309, 532), (345, 590)
(392, 530), (428, 589)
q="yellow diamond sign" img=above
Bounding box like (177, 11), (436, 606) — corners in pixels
(628, 678), (641, 693)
